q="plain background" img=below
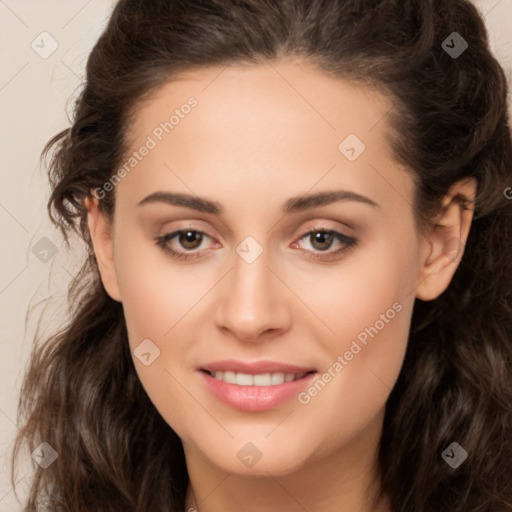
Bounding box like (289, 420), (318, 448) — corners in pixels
(0, 0), (511, 509)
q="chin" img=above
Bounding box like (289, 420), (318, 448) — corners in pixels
(198, 439), (313, 477)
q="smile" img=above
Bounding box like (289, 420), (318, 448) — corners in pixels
(198, 362), (318, 412)
(206, 370), (310, 386)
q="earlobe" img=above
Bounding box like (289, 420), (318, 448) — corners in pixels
(415, 178), (477, 301)
(84, 196), (122, 302)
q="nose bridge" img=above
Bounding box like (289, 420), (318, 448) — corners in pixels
(232, 251), (272, 302)
(215, 243), (289, 340)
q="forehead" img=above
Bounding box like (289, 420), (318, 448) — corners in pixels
(116, 60), (412, 221)
(131, 59), (394, 150)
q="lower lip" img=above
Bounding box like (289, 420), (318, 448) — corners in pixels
(199, 371), (318, 412)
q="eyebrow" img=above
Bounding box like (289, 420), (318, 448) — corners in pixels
(284, 190), (379, 212)
(137, 191), (222, 214)
(136, 190), (379, 214)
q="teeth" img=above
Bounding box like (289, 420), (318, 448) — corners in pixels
(236, 372), (254, 386)
(211, 371), (306, 386)
(253, 373), (272, 385)
(271, 372), (285, 385)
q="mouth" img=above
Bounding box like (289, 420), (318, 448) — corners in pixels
(197, 360), (318, 412)
(200, 369), (315, 386)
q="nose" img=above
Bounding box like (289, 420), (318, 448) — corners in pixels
(214, 250), (292, 342)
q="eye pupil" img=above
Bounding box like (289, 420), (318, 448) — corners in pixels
(179, 231), (203, 249)
(311, 231), (333, 251)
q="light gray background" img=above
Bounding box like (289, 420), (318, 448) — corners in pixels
(1, 0), (511, 509)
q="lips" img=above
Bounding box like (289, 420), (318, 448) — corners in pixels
(207, 370), (307, 386)
(198, 359), (318, 412)
(200, 359), (316, 375)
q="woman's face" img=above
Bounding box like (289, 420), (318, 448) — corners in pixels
(89, 60), (434, 476)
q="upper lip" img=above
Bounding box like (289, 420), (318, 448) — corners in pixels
(200, 359), (317, 375)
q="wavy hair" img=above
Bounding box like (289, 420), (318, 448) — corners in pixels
(11, 0), (512, 510)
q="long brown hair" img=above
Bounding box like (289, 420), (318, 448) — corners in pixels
(11, 1), (512, 510)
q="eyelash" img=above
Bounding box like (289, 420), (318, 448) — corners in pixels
(154, 227), (358, 262)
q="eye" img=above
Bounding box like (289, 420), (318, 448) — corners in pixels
(155, 229), (215, 260)
(154, 227), (358, 262)
(292, 229), (357, 260)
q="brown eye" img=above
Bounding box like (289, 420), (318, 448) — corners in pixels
(293, 228), (358, 261)
(155, 228), (216, 261)
(178, 230), (203, 250)
(309, 231), (335, 251)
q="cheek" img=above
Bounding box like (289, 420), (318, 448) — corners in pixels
(291, 231), (418, 412)
(290, 230), (418, 345)
(112, 237), (210, 436)
(304, 298), (412, 451)
(113, 232), (211, 344)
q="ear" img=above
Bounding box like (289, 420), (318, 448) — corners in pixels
(84, 196), (122, 302)
(415, 177), (477, 301)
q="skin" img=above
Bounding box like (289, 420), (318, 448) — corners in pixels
(85, 59), (476, 512)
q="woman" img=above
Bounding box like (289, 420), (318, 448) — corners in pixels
(11, 1), (512, 511)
